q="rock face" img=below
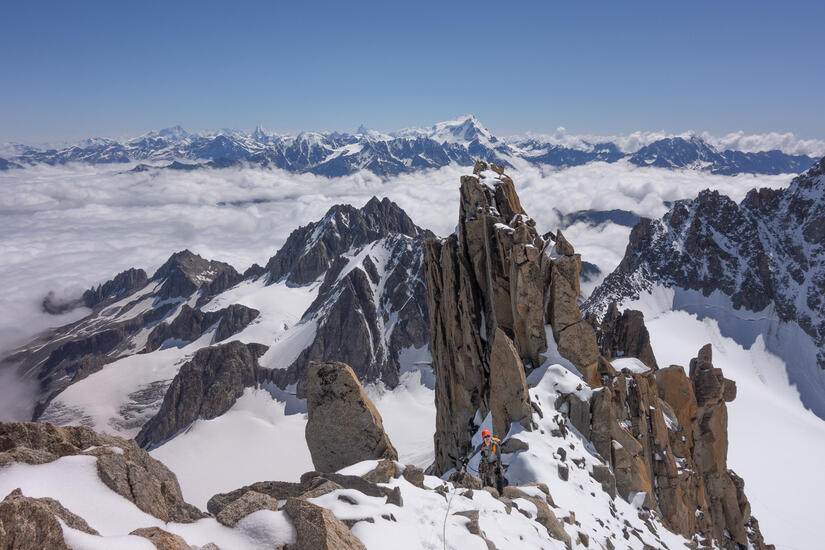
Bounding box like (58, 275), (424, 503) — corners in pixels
(585, 157), (825, 406)
(0, 488), (98, 550)
(265, 197), (429, 286)
(586, 302), (658, 369)
(489, 329), (533, 439)
(136, 341), (268, 448)
(264, 210), (432, 394)
(425, 161), (602, 473)
(557, 346), (769, 550)
(82, 267), (149, 309)
(144, 303), (259, 352)
(0, 422), (204, 523)
(305, 361), (397, 472)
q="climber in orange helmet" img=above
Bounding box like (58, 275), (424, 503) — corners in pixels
(479, 429), (503, 491)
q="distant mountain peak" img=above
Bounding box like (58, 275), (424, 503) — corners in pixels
(150, 125), (189, 140)
(7, 118), (818, 177)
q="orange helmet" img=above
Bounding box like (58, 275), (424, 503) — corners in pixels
(481, 429), (491, 438)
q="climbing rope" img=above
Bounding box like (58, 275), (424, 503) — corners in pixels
(441, 481), (458, 550)
(442, 455), (470, 550)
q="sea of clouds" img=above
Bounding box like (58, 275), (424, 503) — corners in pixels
(0, 160), (796, 359)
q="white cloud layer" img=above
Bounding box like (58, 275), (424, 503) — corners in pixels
(515, 128), (825, 157)
(0, 161), (795, 360)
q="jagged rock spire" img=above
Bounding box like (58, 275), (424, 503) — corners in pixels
(425, 161), (606, 473)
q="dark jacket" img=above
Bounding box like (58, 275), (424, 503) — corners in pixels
(480, 437), (501, 468)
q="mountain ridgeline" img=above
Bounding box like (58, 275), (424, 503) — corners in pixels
(585, 156), (825, 418)
(1, 116), (816, 177)
(1, 197), (434, 448)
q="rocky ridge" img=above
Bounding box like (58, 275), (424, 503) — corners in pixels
(425, 163), (771, 549)
(2, 249), (253, 422)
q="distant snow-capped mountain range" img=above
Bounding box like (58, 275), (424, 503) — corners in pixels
(1, 115), (818, 176)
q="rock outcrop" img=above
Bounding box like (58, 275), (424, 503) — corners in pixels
(425, 161), (601, 473)
(586, 302), (658, 369)
(0, 422), (204, 523)
(128, 527), (191, 550)
(305, 361), (397, 472)
(207, 465), (403, 519)
(215, 491), (281, 527)
(144, 303), (259, 352)
(0, 488), (98, 550)
(489, 328), (533, 439)
(424, 161), (770, 549)
(136, 341), (268, 448)
(557, 345), (769, 550)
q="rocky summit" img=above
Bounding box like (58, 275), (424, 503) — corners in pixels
(425, 160), (602, 474)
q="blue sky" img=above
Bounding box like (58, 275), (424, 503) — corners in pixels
(1, 0), (823, 142)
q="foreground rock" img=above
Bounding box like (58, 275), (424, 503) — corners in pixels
(0, 488), (98, 550)
(206, 466), (403, 519)
(305, 361), (397, 472)
(129, 527), (191, 550)
(284, 498), (367, 550)
(216, 491), (281, 527)
(0, 422), (204, 523)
